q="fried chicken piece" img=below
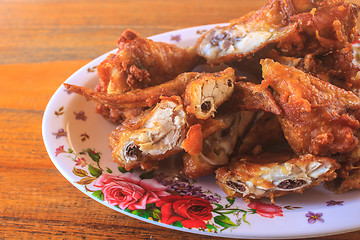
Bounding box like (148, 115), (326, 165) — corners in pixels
(261, 59), (360, 156)
(94, 29), (200, 122)
(97, 29), (200, 94)
(195, 0), (358, 64)
(325, 163), (360, 194)
(64, 68), (235, 111)
(182, 112), (253, 179)
(184, 67), (235, 119)
(324, 135), (360, 193)
(236, 112), (287, 155)
(296, 49), (360, 91)
(224, 81), (282, 115)
(216, 151), (340, 201)
(278, 2), (359, 57)
(109, 96), (187, 171)
(64, 72), (199, 109)
(195, 0), (298, 63)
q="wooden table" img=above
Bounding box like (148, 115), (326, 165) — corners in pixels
(1, 0), (360, 239)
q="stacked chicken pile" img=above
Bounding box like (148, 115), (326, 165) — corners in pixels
(65, 0), (360, 202)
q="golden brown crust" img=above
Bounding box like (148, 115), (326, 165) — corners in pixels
(94, 29), (201, 123)
(109, 96), (187, 171)
(216, 152), (340, 201)
(184, 67), (236, 119)
(261, 59), (360, 155)
(278, 2), (359, 56)
(181, 124), (203, 156)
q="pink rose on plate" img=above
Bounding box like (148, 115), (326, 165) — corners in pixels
(93, 173), (170, 210)
(248, 200), (283, 218)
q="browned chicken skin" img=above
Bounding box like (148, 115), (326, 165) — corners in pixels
(278, 1), (359, 56)
(195, 0), (358, 64)
(109, 96), (187, 171)
(261, 59), (360, 156)
(216, 151), (340, 202)
(95, 29), (200, 123)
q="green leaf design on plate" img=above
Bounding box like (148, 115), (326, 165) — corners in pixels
(171, 221), (183, 228)
(139, 170), (154, 179)
(88, 164), (102, 178)
(206, 224), (218, 232)
(212, 203), (223, 210)
(214, 215), (237, 228)
(85, 148), (101, 163)
(132, 210), (150, 219)
(151, 209), (161, 221)
(226, 196), (235, 205)
(92, 190), (104, 201)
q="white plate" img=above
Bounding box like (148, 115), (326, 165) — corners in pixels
(42, 24), (360, 239)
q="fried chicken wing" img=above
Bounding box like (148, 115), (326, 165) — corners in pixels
(64, 68), (236, 113)
(236, 112), (287, 155)
(216, 151), (340, 201)
(95, 29), (200, 122)
(195, 0), (298, 63)
(261, 59), (360, 155)
(184, 67), (235, 119)
(325, 168), (360, 194)
(278, 2), (359, 57)
(296, 49), (360, 91)
(64, 72), (199, 109)
(182, 112), (251, 179)
(98, 29), (200, 94)
(324, 135), (360, 193)
(196, 0), (358, 64)
(225, 81), (282, 115)
(109, 96), (187, 171)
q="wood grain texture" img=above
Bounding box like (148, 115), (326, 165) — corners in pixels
(0, 0), (266, 64)
(1, 0), (360, 239)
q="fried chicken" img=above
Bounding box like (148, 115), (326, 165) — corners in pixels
(261, 59), (360, 156)
(109, 96), (187, 171)
(182, 112), (246, 179)
(278, 1), (359, 57)
(236, 112), (287, 155)
(195, 0), (358, 64)
(195, 0), (298, 63)
(184, 68), (235, 119)
(216, 151), (340, 202)
(225, 81), (282, 115)
(95, 29), (200, 123)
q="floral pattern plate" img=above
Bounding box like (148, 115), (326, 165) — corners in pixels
(42, 24), (360, 239)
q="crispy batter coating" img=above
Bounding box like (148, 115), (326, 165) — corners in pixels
(64, 72), (199, 109)
(236, 112), (287, 155)
(64, 68), (236, 112)
(109, 96), (187, 171)
(182, 112), (253, 179)
(181, 124), (203, 156)
(278, 2), (359, 56)
(261, 59), (360, 155)
(216, 151), (340, 201)
(225, 81), (282, 115)
(296, 49), (360, 91)
(195, 0), (298, 63)
(196, 0), (358, 64)
(184, 67), (235, 119)
(95, 29), (200, 123)
(97, 29), (200, 93)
